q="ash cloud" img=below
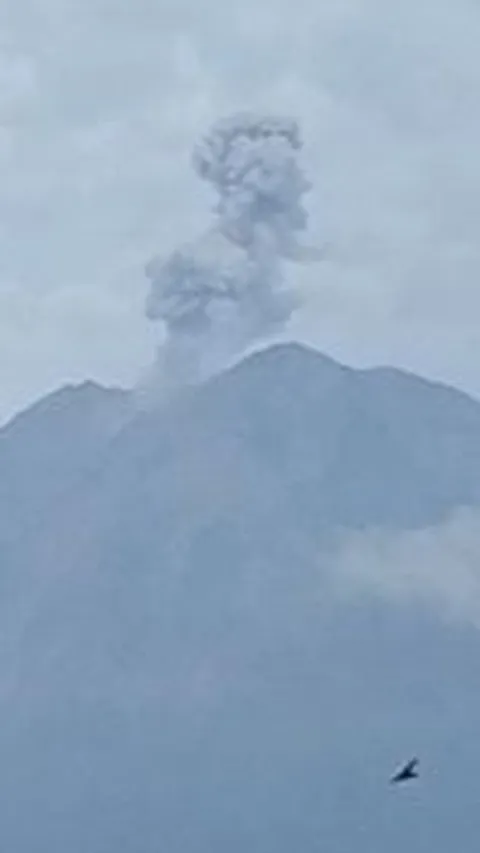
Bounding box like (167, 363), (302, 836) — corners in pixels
(144, 113), (323, 386)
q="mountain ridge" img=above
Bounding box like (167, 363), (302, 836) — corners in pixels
(4, 341), (480, 437)
(5, 340), (480, 587)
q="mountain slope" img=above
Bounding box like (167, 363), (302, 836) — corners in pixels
(2, 343), (480, 852)
(16, 341), (480, 579)
(0, 380), (132, 551)
(5, 341), (480, 556)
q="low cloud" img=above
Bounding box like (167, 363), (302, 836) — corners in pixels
(329, 508), (480, 629)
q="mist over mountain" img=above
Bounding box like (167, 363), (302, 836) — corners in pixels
(2, 342), (480, 852)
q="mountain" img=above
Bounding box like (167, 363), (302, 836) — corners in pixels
(2, 343), (480, 852)
(0, 380), (131, 551)
(7, 341), (480, 563)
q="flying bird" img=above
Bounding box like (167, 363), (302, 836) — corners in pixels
(390, 757), (419, 784)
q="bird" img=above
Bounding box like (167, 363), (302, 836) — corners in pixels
(390, 757), (419, 784)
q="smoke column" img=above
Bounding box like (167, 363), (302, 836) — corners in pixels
(145, 113), (322, 387)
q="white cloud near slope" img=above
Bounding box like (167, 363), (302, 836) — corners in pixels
(330, 508), (480, 629)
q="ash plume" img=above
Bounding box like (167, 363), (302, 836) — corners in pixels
(145, 113), (322, 386)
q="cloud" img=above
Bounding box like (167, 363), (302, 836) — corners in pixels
(142, 112), (324, 389)
(329, 508), (480, 629)
(1, 0), (480, 418)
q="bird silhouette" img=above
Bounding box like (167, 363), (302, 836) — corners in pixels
(390, 757), (419, 784)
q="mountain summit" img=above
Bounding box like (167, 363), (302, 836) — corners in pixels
(5, 342), (480, 559)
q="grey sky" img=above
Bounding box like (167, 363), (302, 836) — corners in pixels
(1, 0), (480, 421)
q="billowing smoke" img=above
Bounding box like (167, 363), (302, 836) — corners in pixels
(145, 113), (322, 386)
